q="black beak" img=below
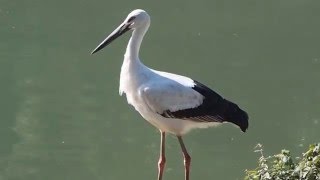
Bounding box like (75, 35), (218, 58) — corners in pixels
(91, 23), (131, 54)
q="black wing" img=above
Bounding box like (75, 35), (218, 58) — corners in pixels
(159, 80), (249, 132)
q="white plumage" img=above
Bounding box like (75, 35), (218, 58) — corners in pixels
(120, 59), (212, 135)
(91, 9), (248, 180)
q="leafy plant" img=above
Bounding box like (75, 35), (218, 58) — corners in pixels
(245, 143), (320, 180)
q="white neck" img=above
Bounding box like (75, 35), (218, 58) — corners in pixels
(120, 23), (151, 96)
(124, 24), (149, 60)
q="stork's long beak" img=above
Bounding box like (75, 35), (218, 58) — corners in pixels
(91, 22), (131, 54)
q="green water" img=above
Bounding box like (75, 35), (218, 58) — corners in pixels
(1, 0), (320, 179)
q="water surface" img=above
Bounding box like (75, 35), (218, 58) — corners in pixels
(1, 0), (320, 179)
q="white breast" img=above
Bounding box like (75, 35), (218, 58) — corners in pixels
(119, 56), (152, 106)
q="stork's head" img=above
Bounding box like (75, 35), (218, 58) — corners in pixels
(125, 9), (150, 30)
(91, 9), (150, 54)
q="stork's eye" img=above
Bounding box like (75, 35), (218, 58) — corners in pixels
(127, 16), (136, 23)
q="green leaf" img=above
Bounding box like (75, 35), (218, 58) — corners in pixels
(244, 143), (320, 180)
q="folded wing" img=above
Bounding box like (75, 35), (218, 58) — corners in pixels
(140, 78), (249, 132)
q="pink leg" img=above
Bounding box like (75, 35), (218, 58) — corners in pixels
(158, 131), (166, 180)
(177, 136), (191, 180)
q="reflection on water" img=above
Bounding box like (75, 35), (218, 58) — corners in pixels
(7, 78), (43, 179)
(5, 73), (116, 180)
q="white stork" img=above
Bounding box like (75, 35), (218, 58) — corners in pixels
(91, 9), (249, 180)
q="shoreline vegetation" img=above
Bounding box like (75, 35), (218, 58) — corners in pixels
(245, 143), (320, 180)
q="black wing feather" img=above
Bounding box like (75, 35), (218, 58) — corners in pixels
(159, 80), (249, 132)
